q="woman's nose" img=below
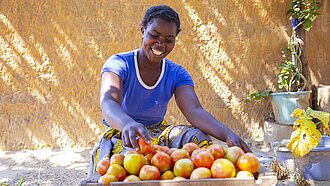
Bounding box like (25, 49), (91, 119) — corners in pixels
(157, 38), (165, 45)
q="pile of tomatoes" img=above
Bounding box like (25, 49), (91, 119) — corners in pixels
(96, 138), (260, 184)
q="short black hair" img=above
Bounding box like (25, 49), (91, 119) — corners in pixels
(141, 5), (181, 35)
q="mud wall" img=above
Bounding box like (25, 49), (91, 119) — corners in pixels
(1, 0), (327, 150)
(306, 0), (330, 85)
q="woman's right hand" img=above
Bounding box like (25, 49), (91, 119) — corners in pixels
(121, 121), (152, 151)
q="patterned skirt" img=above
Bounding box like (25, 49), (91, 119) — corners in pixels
(86, 120), (212, 181)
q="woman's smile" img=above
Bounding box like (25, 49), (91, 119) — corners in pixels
(151, 48), (164, 56)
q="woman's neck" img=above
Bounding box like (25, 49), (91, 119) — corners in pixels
(137, 49), (162, 70)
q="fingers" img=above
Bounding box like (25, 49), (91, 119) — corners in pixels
(122, 130), (132, 148)
(129, 130), (139, 150)
(226, 138), (252, 153)
(138, 128), (152, 143)
(121, 122), (153, 151)
(240, 140), (253, 153)
(226, 140), (237, 147)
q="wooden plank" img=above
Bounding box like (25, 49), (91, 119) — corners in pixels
(80, 175), (277, 186)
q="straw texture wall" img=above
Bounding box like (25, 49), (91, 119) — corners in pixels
(1, 0), (329, 150)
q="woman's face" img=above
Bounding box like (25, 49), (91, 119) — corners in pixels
(140, 18), (178, 63)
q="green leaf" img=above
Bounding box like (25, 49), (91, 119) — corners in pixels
(304, 13), (310, 19)
(15, 177), (25, 186)
(244, 90), (272, 103)
(303, 19), (313, 31)
(294, 7), (300, 11)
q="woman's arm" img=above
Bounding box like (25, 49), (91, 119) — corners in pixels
(100, 72), (152, 149)
(174, 85), (251, 152)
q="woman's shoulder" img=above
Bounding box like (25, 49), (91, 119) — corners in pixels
(165, 58), (187, 72)
(102, 50), (135, 71)
(110, 50), (135, 60)
(165, 58), (180, 68)
(103, 50), (136, 67)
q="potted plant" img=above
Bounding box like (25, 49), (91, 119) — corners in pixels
(273, 107), (330, 181)
(245, 0), (322, 125)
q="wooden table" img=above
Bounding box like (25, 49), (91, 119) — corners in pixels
(80, 174), (277, 186)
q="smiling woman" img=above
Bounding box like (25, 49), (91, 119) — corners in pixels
(83, 4), (251, 183)
(137, 17), (178, 87)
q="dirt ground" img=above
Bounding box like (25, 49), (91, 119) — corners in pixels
(0, 148), (91, 186)
(0, 142), (329, 186)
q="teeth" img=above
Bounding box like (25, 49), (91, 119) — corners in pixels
(152, 48), (163, 56)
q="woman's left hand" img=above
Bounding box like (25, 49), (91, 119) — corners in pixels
(225, 133), (252, 153)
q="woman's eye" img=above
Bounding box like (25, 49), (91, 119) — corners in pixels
(165, 39), (174, 44)
(149, 33), (158, 38)
(149, 33), (174, 44)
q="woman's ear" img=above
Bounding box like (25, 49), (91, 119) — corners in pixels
(140, 26), (145, 38)
(176, 28), (182, 36)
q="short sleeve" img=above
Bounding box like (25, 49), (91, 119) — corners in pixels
(175, 66), (194, 89)
(101, 55), (127, 80)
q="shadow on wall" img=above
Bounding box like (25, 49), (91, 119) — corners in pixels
(166, 1), (289, 140)
(0, 1), (117, 150)
(0, 1), (290, 150)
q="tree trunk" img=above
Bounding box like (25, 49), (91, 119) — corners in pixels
(298, 28), (312, 90)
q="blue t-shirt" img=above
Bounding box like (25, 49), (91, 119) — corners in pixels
(101, 50), (194, 126)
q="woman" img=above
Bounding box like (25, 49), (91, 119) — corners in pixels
(87, 4), (251, 180)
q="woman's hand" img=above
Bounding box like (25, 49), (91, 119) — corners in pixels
(121, 121), (152, 151)
(225, 132), (252, 153)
